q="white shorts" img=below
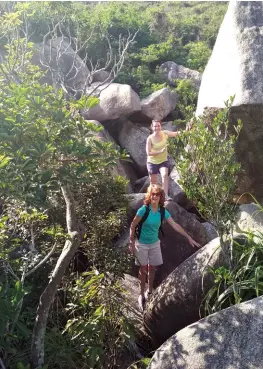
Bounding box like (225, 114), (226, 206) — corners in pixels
(135, 240), (163, 266)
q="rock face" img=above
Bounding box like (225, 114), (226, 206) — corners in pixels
(148, 295), (263, 369)
(91, 70), (111, 83)
(196, 2), (263, 114)
(118, 121), (150, 177)
(89, 120), (135, 192)
(235, 203), (263, 234)
(202, 221), (218, 242)
(32, 38), (90, 92)
(143, 237), (231, 349)
(141, 88), (177, 121)
(168, 166), (192, 208)
(160, 61), (202, 90)
(82, 83), (141, 122)
(134, 176), (150, 193)
(120, 274), (142, 324)
(196, 2), (263, 202)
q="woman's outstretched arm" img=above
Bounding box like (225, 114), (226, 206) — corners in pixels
(166, 217), (201, 248)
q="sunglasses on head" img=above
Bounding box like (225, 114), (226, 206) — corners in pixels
(152, 192), (161, 197)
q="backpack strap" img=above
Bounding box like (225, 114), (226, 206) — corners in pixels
(159, 206), (165, 237)
(135, 205), (150, 240)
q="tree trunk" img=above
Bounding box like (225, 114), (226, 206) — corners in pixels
(30, 185), (84, 368)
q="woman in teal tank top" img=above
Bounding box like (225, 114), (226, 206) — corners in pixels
(129, 184), (201, 311)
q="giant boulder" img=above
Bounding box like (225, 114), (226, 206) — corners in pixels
(235, 203), (263, 235)
(89, 120), (137, 192)
(196, 2), (263, 202)
(141, 88), (177, 121)
(148, 295), (263, 369)
(82, 83), (141, 122)
(118, 120), (149, 177)
(168, 166), (192, 209)
(144, 237), (231, 349)
(160, 61), (202, 90)
(32, 38), (90, 93)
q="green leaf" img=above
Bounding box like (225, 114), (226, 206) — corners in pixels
(15, 280), (22, 294)
(76, 166), (87, 176)
(16, 321), (31, 338)
(40, 169), (53, 184)
(0, 156), (11, 168)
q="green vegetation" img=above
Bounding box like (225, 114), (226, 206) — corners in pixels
(204, 202), (263, 315)
(111, 1), (227, 96)
(65, 271), (133, 369)
(0, 1), (232, 368)
(173, 99), (263, 315)
(175, 97), (242, 240)
(0, 6), (131, 368)
(0, 1), (227, 99)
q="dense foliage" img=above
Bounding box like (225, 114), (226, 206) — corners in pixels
(0, 1), (230, 368)
(174, 98), (242, 239)
(0, 10), (131, 369)
(205, 201), (263, 315)
(0, 1), (227, 98)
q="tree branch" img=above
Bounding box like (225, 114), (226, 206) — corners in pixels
(25, 242), (57, 278)
(38, 17), (138, 100)
(0, 358), (7, 369)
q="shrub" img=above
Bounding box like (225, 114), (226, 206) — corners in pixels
(65, 270), (134, 369)
(205, 225), (263, 315)
(174, 97), (242, 240)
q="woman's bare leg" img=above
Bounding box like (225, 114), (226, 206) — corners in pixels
(148, 265), (156, 294)
(160, 167), (169, 195)
(139, 265), (148, 296)
(149, 173), (157, 185)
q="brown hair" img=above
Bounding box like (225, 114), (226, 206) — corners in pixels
(144, 184), (165, 207)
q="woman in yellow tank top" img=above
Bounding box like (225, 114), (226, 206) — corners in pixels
(146, 120), (189, 198)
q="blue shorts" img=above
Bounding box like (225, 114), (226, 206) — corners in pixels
(147, 161), (169, 175)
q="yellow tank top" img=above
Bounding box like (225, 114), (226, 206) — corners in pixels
(148, 132), (168, 164)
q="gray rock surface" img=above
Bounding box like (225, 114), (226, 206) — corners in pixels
(196, 1), (263, 202)
(168, 167), (192, 208)
(144, 237), (231, 349)
(134, 176), (150, 193)
(82, 83), (141, 122)
(141, 88), (177, 121)
(202, 222), (218, 242)
(120, 274), (154, 364)
(118, 121), (149, 177)
(90, 120), (134, 192)
(91, 70), (111, 83)
(196, 2), (263, 115)
(161, 121), (178, 132)
(120, 274), (142, 324)
(125, 193), (146, 223)
(235, 203), (263, 234)
(164, 201), (207, 245)
(160, 61), (202, 90)
(32, 38), (90, 93)
(148, 295), (263, 369)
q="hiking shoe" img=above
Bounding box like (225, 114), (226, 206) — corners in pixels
(138, 295), (146, 311)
